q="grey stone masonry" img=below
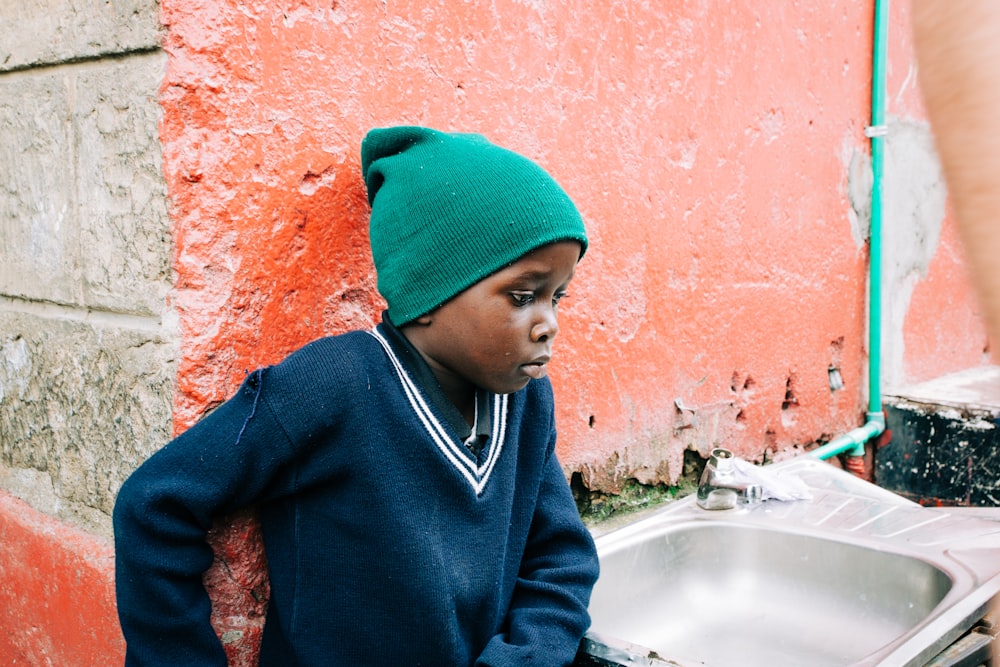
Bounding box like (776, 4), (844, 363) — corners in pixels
(0, 0), (173, 538)
(0, 0), (162, 72)
(0, 310), (175, 536)
(0, 53), (170, 315)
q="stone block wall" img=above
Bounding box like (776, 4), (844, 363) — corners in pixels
(0, 2), (170, 662)
(0, 0), (172, 538)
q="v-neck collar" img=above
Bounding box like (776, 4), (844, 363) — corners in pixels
(376, 314), (492, 444)
(368, 316), (507, 495)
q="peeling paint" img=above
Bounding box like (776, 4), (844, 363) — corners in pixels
(881, 117), (948, 388)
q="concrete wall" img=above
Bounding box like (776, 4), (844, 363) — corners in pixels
(0, 0), (992, 665)
(0, 0), (169, 662)
(0, 0), (171, 537)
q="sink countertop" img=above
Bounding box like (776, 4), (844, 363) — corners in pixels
(584, 456), (1000, 667)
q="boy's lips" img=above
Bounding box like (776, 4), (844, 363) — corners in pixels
(520, 356), (551, 380)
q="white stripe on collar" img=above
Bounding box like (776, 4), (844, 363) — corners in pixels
(367, 328), (508, 495)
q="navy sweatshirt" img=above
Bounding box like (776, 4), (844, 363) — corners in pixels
(113, 321), (599, 666)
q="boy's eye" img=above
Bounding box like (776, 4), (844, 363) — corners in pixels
(510, 292), (534, 307)
(510, 291), (569, 307)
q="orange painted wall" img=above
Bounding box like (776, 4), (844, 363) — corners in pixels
(0, 491), (123, 665)
(151, 0), (987, 663)
(883, 5), (990, 376)
(160, 0), (989, 479)
(167, 1), (861, 467)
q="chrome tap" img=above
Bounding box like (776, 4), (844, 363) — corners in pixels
(696, 448), (762, 510)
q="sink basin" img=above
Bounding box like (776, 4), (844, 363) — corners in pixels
(590, 524), (950, 665)
(582, 458), (1000, 667)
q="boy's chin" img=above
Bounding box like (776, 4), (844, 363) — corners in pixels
(480, 376), (532, 396)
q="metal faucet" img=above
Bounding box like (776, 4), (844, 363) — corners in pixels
(696, 448), (762, 510)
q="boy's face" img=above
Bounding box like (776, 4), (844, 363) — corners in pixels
(403, 240), (582, 406)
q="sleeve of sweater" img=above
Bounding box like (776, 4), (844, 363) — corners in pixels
(112, 367), (300, 667)
(476, 426), (601, 667)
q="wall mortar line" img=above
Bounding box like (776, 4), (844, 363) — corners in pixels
(0, 46), (164, 77)
(0, 294), (163, 333)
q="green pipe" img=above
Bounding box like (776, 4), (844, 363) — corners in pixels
(812, 412), (885, 460)
(815, 0), (889, 461)
(867, 0), (888, 419)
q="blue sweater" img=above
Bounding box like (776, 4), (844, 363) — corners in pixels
(113, 322), (599, 666)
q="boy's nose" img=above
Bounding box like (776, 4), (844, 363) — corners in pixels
(531, 306), (559, 342)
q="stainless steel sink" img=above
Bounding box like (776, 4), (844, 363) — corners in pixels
(582, 457), (1000, 667)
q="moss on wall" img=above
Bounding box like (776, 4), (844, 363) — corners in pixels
(573, 449), (706, 525)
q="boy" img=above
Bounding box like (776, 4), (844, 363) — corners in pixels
(113, 126), (600, 666)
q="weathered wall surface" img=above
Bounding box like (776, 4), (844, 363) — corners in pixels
(875, 10), (989, 389)
(160, 0), (987, 492)
(0, 0), (169, 662)
(0, 491), (121, 665)
(0, 0), (160, 69)
(0, 0), (171, 536)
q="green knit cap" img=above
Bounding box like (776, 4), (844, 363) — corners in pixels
(361, 126), (588, 325)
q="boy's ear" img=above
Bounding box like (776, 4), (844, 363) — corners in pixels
(414, 314), (434, 326)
